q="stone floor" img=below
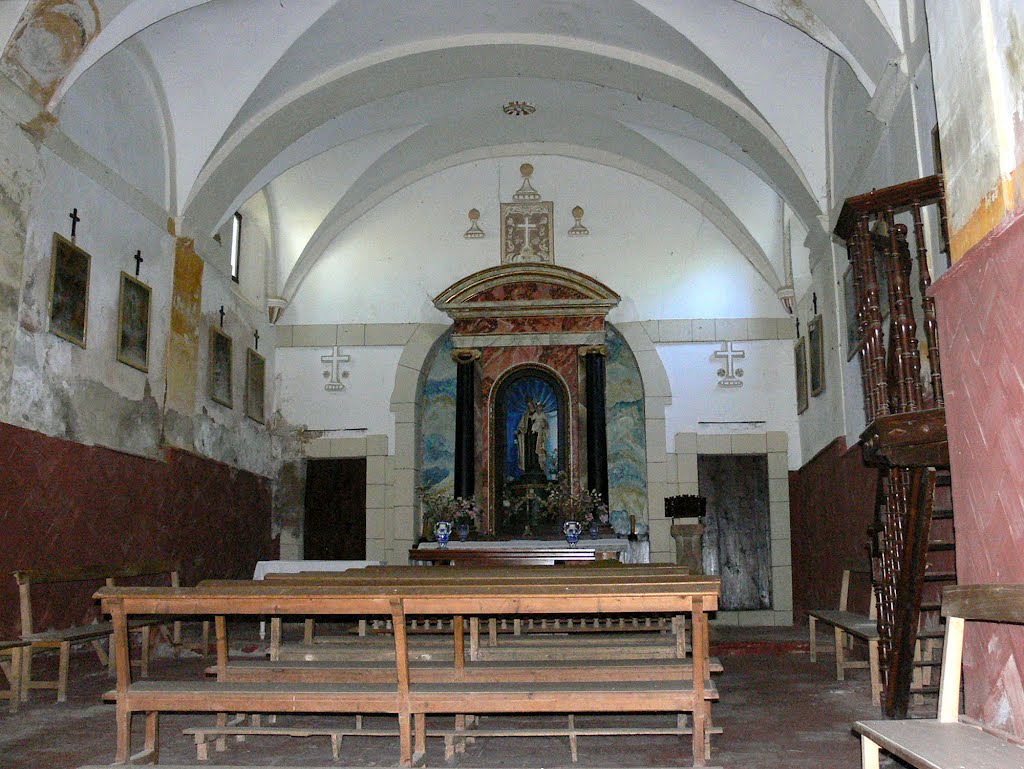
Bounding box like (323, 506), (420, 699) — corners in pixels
(0, 625), (894, 769)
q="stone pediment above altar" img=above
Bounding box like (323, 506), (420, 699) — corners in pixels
(434, 263), (620, 347)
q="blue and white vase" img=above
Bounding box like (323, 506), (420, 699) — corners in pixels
(563, 520), (583, 547)
(457, 523), (470, 542)
(588, 521), (600, 539)
(434, 520), (453, 549)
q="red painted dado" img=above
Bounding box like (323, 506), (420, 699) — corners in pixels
(788, 437), (878, 623)
(0, 422), (276, 640)
(931, 209), (1024, 738)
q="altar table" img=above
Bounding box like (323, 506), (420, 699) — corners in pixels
(414, 537), (650, 564)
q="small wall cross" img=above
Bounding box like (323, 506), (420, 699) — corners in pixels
(218, 306), (225, 328)
(69, 208), (81, 239)
(133, 250), (143, 276)
(321, 346), (351, 391)
(253, 329), (259, 350)
(714, 342), (745, 388)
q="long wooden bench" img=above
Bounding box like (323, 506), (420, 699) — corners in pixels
(0, 640), (29, 712)
(15, 560), (192, 702)
(807, 567), (881, 705)
(855, 584), (1024, 769)
(97, 568), (719, 766)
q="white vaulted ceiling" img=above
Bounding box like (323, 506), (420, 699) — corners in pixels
(27, 0), (905, 311)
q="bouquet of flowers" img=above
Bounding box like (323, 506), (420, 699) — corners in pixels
(418, 486), (481, 533)
(542, 473), (609, 524)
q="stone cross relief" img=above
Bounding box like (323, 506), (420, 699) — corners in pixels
(321, 346), (351, 391)
(500, 163), (555, 264)
(715, 342), (745, 388)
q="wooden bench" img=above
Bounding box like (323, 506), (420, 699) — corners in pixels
(0, 640), (29, 712)
(807, 567), (881, 705)
(408, 546), (622, 566)
(98, 568), (719, 766)
(855, 584), (1024, 769)
(15, 560), (191, 702)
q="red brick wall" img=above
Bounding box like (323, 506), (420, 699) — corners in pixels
(0, 422), (276, 640)
(932, 210), (1024, 738)
(789, 437), (879, 623)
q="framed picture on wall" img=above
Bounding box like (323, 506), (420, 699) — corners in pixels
(245, 347), (266, 423)
(116, 272), (151, 372)
(48, 233), (91, 348)
(843, 266), (860, 361)
(209, 327), (233, 407)
(809, 314), (825, 396)
(794, 338), (808, 414)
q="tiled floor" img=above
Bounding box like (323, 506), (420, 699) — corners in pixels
(0, 626), (883, 768)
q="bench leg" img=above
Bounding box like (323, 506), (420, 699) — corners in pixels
(215, 713), (227, 752)
(860, 735), (880, 769)
(143, 710), (159, 763)
(398, 712), (413, 766)
(202, 620), (211, 656)
(3, 648), (21, 713)
(304, 618), (315, 644)
(115, 701), (131, 763)
(834, 626), (845, 681)
(20, 645), (31, 702)
(331, 733), (342, 760)
(414, 712), (426, 758)
(57, 641), (71, 702)
(868, 639), (881, 706)
(808, 616), (817, 662)
(140, 626), (151, 678)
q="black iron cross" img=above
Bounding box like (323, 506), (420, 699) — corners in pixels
(133, 250), (143, 276)
(812, 292), (818, 315)
(796, 317), (801, 338)
(68, 208), (81, 239)
(218, 306), (225, 328)
(253, 329), (259, 350)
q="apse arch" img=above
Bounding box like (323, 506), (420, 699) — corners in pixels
(280, 141), (785, 307)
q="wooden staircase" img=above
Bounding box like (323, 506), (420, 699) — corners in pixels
(835, 175), (956, 719)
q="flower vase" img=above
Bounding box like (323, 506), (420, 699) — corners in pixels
(563, 520), (583, 547)
(434, 520), (453, 549)
(457, 523), (470, 542)
(588, 521), (600, 539)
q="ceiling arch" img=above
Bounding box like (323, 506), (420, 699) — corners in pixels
(180, 37), (821, 241)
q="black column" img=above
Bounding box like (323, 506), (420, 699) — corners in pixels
(453, 350), (478, 498)
(583, 346), (609, 504)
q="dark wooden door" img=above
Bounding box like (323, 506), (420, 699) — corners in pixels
(698, 454), (772, 610)
(303, 458), (366, 560)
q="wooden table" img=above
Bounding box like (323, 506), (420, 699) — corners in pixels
(98, 569), (719, 766)
(409, 546), (623, 565)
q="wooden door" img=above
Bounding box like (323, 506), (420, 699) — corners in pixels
(303, 458), (367, 560)
(698, 454), (772, 610)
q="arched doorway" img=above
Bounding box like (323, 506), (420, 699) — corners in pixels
(492, 366), (568, 536)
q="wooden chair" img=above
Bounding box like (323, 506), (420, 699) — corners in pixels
(808, 567), (881, 704)
(855, 583), (1024, 769)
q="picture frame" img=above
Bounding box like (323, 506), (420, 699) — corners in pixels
(843, 266), (860, 361)
(209, 327), (233, 408)
(115, 272), (151, 372)
(794, 338), (808, 414)
(809, 314), (825, 397)
(245, 347), (266, 423)
(48, 233), (91, 347)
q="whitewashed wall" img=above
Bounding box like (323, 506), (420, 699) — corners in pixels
(658, 341), (801, 468)
(285, 157), (792, 326)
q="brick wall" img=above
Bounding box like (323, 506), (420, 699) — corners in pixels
(932, 210), (1024, 738)
(788, 437), (878, 622)
(0, 422), (276, 639)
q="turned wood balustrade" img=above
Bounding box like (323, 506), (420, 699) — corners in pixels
(835, 175), (951, 719)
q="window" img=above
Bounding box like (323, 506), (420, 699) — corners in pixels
(230, 211), (242, 283)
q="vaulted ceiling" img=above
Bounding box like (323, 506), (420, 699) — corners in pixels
(2, 0), (906, 305)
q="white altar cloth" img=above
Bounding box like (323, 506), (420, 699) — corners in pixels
(416, 538), (650, 564)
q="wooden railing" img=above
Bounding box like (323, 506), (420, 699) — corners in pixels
(834, 175), (952, 719)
